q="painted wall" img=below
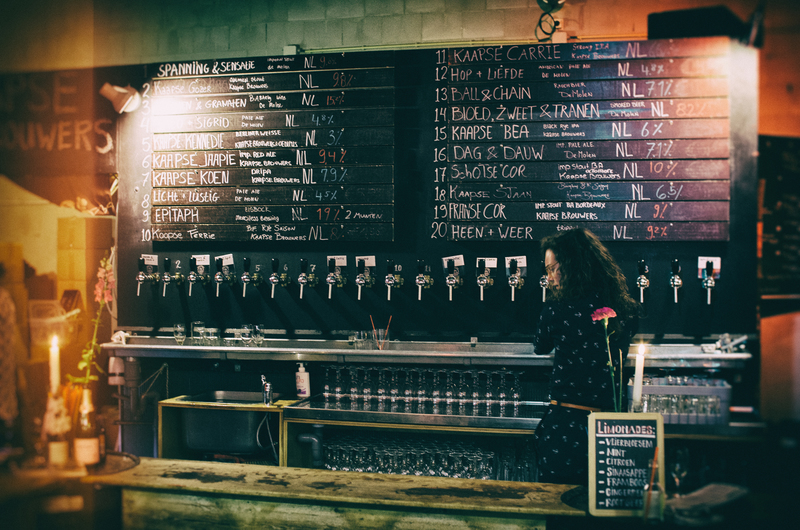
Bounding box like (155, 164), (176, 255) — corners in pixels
(2, 1), (797, 136)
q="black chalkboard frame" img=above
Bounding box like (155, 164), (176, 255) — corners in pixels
(588, 412), (665, 518)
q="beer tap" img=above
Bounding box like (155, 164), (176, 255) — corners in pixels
(539, 261), (548, 303)
(508, 259), (523, 302)
(136, 258), (159, 297)
(636, 259), (650, 304)
(325, 258), (344, 300)
(355, 259), (368, 301)
(214, 258), (236, 298)
(669, 258), (682, 304)
(356, 259), (375, 300)
(161, 257), (183, 297)
(476, 259), (492, 302)
(702, 260), (716, 305)
(297, 258), (317, 299)
(298, 258), (309, 300)
(385, 259), (402, 301)
(240, 257), (261, 297)
(415, 260), (433, 301)
(267, 258), (287, 298)
(187, 257), (209, 297)
(445, 259), (460, 301)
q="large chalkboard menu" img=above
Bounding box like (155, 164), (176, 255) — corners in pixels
(589, 412), (665, 517)
(433, 39), (731, 242)
(145, 53), (395, 242)
(114, 37), (758, 338)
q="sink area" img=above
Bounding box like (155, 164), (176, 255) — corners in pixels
(180, 390), (281, 405)
(164, 391), (283, 455)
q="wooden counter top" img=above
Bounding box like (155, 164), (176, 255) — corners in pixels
(86, 457), (586, 518)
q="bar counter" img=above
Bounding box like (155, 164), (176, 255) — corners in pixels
(85, 457), (585, 529)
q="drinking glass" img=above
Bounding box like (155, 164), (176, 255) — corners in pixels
(362, 367), (373, 402)
(388, 368), (399, 403)
(241, 324), (253, 347)
(404, 369), (417, 403)
(173, 323), (186, 345)
(348, 366), (360, 402)
(370, 329), (389, 350)
(252, 324), (265, 347)
(322, 365), (333, 401)
(376, 368), (387, 401)
(417, 370), (429, 404)
(205, 327), (220, 346)
(191, 321), (205, 345)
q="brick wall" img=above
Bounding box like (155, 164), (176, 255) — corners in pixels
(1, 0), (797, 135)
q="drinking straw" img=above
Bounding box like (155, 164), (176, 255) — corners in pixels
(643, 446), (659, 520)
(381, 315), (393, 351)
(369, 315), (378, 350)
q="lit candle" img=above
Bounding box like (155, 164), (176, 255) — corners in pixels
(632, 343), (645, 405)
(49, 335), (60, 395)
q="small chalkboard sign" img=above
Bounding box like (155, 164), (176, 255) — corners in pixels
(588, 412), (665, 517)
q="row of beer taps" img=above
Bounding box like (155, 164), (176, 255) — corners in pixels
(636, 258), (718, 306)
(137, 255), (719, 304)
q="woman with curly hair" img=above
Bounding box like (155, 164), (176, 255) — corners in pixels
(534, 228), (639, 486)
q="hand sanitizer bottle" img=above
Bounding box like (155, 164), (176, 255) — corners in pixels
(296, 363), (310, 399)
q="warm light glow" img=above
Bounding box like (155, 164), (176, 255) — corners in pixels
(638, 343), (645, 355)
(51, 335), (59, 348)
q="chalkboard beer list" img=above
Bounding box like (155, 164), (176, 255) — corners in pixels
(589, 413), (665, 517)
(431, 37), (733, 241)
(144, 53), (395, 242)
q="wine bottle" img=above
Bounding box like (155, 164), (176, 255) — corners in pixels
(73, 386), (100, 468)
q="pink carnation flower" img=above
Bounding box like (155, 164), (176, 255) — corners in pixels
(591, 307), (617, 321)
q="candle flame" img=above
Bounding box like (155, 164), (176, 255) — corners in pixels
(51, 335), (59, 348)
(638, 343), (645, 355)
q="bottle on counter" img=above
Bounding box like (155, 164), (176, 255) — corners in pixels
(47, 430), (69, 468)
(73, 385), (101, 468)
(296, 363), (310, 399)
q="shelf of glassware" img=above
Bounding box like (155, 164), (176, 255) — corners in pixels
(282, 399), (543, 475)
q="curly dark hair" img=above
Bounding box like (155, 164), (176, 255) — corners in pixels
(541, 228), (639, 326)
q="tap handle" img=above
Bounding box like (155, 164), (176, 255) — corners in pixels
(328, 258), (336, 274)
(300, 258), (308, 274)
(138, 258), (145, 273)
(216, 258), (224, 273)
(671, 259), (680, 275)
(510, 259), (518, 276)
(163, 257), (172, 273)
(243, 257), (251, 273)
(271, 258), (279, 273)
(705, 260), (714, 278)
(358, 259), (366, 275)
(190, 257), (197, 273)
(638, 259), (648, 275)
(387, 259), (394, 275)
(477, 259), (485, 273)
(447, 259), (455, 275)
(417, 259), (425, 275)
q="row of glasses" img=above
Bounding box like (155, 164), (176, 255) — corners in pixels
(321, 365), (523, 408)
(172, 321), (268, 346)
(641, 394), (722, 416)
(322, 432), (536, 482)
(319, 395), (528, 418)
(322, 432), (536, 481)
(643, 375), (727, 387)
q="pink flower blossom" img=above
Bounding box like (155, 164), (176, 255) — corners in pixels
(591, 307), (617, 322)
